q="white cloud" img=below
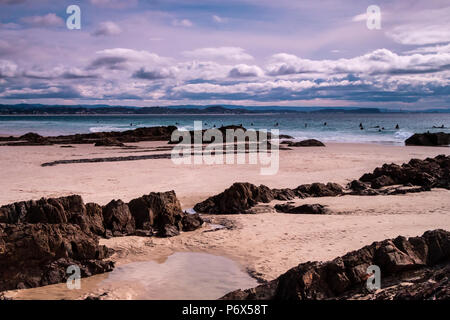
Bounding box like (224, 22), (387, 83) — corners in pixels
(351, 13), (367, 22)
(172, 19), (193, 27)
(212, 15), (227, 23)
(89, 0), (137, 9)
(92, 21), (122, 36)
(0, 60), (17, 77)
(266, 49), (450, 76)
(229, 64), (263, 77)
(21, 13), (64, 27)
(182, 47), (254, 61)
(387, 24), (450, 45)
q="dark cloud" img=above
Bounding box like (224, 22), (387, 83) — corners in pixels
(88, 57), (128, 70)
(132, 67), (173, 80)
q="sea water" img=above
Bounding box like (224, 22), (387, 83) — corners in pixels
(1, 113), (450, 145)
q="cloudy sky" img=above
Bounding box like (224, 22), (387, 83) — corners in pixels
(0, 0), (449, 109)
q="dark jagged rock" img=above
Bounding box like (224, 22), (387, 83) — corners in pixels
(295, 182), (343, 197)
(0, 223), (114, 291)
(272, 188), (297, 201)
(94, 138), (125, 147)
(2, 126), (177, 146)
(282, 139), (325, 147)
(128, 191), (185, 233)
(358, 155), (450, 190)
(85, 203), (106, 236)
(405, 132), (450, 146)
(102, 200), (135, 236)
(16, 133), (52, 145)
(193, 182), (274, 214)
(182, 214), (204, 231)
(275, 203), (330, 214)
(221, 229), (450, 300)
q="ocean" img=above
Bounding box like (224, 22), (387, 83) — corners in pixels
(1, 113), (449, 145)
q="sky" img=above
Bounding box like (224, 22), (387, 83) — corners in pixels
(0, 0), (449, 109)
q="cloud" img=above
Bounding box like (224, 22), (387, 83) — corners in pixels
(212, 15), (227, 23)
(182, 47), (254, 61)
(88, 48), (170, 70)
(0, 0), (25, 4)
(351, 13), (367, 22)
(229, 64), (263, 78)
(387, 24), (450, 45)
(0, 60), (17, 78)
(133, 67), (176, 80)
(172, 19), (193, 27)
(89, 0), (137, 9)
(21, 13), (64, 27)
(265, 49), (450, 77)
(92, 21), (122, 36)
(1, 85), (82, 99)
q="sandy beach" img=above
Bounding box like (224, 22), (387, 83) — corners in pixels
(1, 141), (450, 299)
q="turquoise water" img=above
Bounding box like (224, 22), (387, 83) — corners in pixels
(1, 113), (450, 145)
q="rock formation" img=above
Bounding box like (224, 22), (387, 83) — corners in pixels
(405, 132), (450, 146)
(222, 229), (450, 300)
(281, 139), (325, 147)
(274, 203), (330, 214)
(1, 126), (177, 146)
(193, 183), (274, 214)
(0, 191), (203, 291)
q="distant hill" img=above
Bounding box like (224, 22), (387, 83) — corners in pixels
(0, 104), (449, 115)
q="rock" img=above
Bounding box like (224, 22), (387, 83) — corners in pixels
(0, 195), (101, 235)
(193, 183), (274, 214)
(282, 139), (325, 147)
(182, 214), (204, 231)
(221, 229), (450, 300)
(159, 224), (180, 237)
(295, 182), (343, 197)
(274, 203), (330, 214)
(4, 126), (177, 146)
(85, 203), (105, 236)
(272, 188), (297, 200)
(349, 180), (368, 191)
(15, 132), (52, 145)
(0, 223), (114, 291)
(405, 132), (450, 146)
(94, 138), (125, 147)
(128, 191), (185, 232)
(371, 175), (396, 189)
(358, 155), (450, 190)
(134, 229), (153, 237)
(102, 200), (135, 235)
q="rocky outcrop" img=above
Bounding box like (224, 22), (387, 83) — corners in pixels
(281, 139), (325, 147)
(0, 190), (204, 291)
(2, 126), (177, 146)
(275, 203), (330, 214)
(193, 182), (343, 214)
(193, 183), (274, 214)
(102, 200), (135, 236)
(128, 191), (202, 236)
(94, 138), (125, 147)
(295, 182), (343, 197)
(405, 132), (450, 146)
(221, 229), (450, 300)
(0, 223), (114, 291)
(357, 155), (450, 190)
